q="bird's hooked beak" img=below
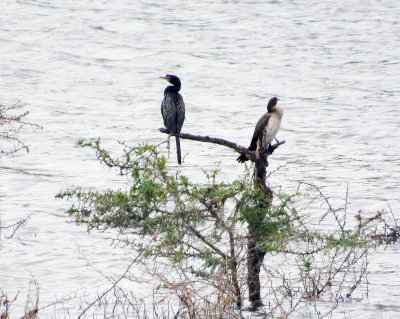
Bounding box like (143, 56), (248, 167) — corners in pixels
(160, 75), (171, 83)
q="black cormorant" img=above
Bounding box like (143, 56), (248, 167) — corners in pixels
(237, 97), (283, 163)
(160, 74), (185, 164)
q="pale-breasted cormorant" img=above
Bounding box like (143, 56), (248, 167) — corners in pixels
(237, 97), (283, 163)
(160, 74), (185, 164)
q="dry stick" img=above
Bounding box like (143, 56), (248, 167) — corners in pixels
(77, 251), (143, 319)
(188, 225), (227, 260)
(77, 260), (136, 318)
(158, 128), (285, 160)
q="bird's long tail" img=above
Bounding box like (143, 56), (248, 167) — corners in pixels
(175, 136), (182, 165)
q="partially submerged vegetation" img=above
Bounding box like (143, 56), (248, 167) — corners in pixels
(56, 138), (400, 318)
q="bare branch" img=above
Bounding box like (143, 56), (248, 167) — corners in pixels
(159, 127), (250, 155)
(1, 102), (41, 156)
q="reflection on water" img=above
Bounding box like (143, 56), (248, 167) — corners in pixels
(1, 0), (399, 317)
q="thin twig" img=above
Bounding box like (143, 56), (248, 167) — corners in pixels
(77, 252), (143, 319)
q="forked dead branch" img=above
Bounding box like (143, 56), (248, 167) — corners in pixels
(158, 127), (286, 165)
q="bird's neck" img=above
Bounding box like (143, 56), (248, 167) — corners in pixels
(268, 104), (283, 115)
(273, 105), (284, 119)
(164, 85), (180, 95)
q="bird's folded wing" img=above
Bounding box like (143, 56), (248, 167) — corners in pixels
(249, 113), (270, 151)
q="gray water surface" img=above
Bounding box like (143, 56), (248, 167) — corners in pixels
(1, 0), (400, 317)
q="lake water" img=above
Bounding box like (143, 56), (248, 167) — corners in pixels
(1, 0), (399, 317)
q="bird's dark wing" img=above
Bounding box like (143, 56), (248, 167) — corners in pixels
(175, 93), (185, 133)
(248, 113), (270, 151)
(161, 93), (176, 132)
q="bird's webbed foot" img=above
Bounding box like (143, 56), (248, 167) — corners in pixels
(267, 143), (275, 154)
